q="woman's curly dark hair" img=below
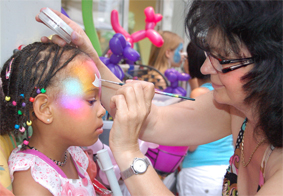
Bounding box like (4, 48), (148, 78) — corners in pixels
(185, 0), (282, 147)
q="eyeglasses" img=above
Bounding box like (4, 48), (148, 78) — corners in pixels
(204, 51), (255, 73)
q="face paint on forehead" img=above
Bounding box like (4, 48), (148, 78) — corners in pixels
(69, 60), (101, 92)
(173, 43), (183, 63)
(59, 78), (84, 109)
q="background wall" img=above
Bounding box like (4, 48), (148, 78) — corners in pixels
(129, 0), (156, 65)
(0, 0), (61, 69)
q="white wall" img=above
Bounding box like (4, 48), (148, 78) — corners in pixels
(0, 0), (61, 69)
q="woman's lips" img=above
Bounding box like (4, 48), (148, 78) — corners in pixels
(211, 82), (223, 89)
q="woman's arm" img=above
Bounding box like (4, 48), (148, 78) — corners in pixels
(140, 90), (232, 146)
(109, 80), (173, 195)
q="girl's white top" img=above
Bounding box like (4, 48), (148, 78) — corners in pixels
(8, 146), (95, 196)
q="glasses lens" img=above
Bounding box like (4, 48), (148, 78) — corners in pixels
(205, 52), (222, 72)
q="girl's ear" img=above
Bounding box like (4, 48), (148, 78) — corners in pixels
(165, 49), (171, 58)
(33, 94), (53, 124)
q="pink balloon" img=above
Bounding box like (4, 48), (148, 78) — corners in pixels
(110, 7), (164, 48)
(111, 10), (130, 37)
(146, 29), (164, 47)
(131, 30), (146, 43)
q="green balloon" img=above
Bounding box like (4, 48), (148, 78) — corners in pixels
(82, 0), (102, 56)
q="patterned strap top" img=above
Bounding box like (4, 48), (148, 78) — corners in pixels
(222, 118), (274, 196)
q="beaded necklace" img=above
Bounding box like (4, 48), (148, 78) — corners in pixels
(27, 145), (68, 167)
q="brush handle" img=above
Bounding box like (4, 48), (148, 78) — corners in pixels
(101, 79), (195, 101)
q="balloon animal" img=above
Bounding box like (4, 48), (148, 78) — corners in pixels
(111, 7), (164, 48)
(100, 33), (140, 80)
(163, 68), (191, 96)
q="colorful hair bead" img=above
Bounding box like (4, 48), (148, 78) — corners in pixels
(20, 94), (24, 98)
(22, 102), (26, 107)
(29, 97), (34, 102)
(36, 89), (41, 94)
(12, 101), (17, 106)
(26, 120), (32, 126)
(6, 58), (14, 79)
(18, 110), (22, 115)
(23, 140), (29, 145)
(40, 88), (46, 93)
(14, 124), (20, 129)
(19, 127), (25, 133)
(5, 96), (11, 101)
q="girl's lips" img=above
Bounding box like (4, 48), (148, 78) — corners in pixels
(96, 125), (104, 133)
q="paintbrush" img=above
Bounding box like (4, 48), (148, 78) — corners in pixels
(100, 79), (195, 101)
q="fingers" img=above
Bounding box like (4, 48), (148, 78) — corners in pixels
(36, 7), (100, 63)
(125, 80), (155, 113)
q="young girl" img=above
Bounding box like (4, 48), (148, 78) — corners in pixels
(1, 42), (106, 195)
(146, 31), (184, 90)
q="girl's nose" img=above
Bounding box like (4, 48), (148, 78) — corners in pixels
(98, 104), (106, 118)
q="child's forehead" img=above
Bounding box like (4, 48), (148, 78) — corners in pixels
(65, 59), (101, 90)
(69, 59), (100, 77)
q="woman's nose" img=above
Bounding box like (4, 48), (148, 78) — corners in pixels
(201, 57), (218, 75)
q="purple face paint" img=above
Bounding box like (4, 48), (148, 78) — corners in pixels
(173, 43), (183, 63)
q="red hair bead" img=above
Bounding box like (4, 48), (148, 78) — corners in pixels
(29, 97), (34, 102)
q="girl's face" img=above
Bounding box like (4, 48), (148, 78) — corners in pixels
(200, 37), (253, 110)
(168, 43), (185, 68)
(53, 58), (106, 146)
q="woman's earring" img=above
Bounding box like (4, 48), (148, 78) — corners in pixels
(47, 119), (50, 122)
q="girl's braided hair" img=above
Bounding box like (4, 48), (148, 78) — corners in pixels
(0, 42), (85, 149)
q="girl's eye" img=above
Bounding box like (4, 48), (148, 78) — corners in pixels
(88, 99), (97, 105)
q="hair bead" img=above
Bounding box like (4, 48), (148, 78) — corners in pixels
(18, 110), (22, 115)
(5, 96), (11, 101)
(19, 127), (25, 133)
(23, 140), (29, 145)
(29, 97), (34, 102)
(22, 102), (26, 107)
(26, 120), (32, 126)
(12, 101), (17, 106)
(40, 88), (46, 93)
(14, 124), (20, 129)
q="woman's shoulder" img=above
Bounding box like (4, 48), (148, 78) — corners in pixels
(265, 147), (283, 179)
(259, 147), (283, 194)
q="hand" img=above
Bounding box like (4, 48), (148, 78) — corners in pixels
(109, 81), (155, 158)
(35, 8), (101, 65)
